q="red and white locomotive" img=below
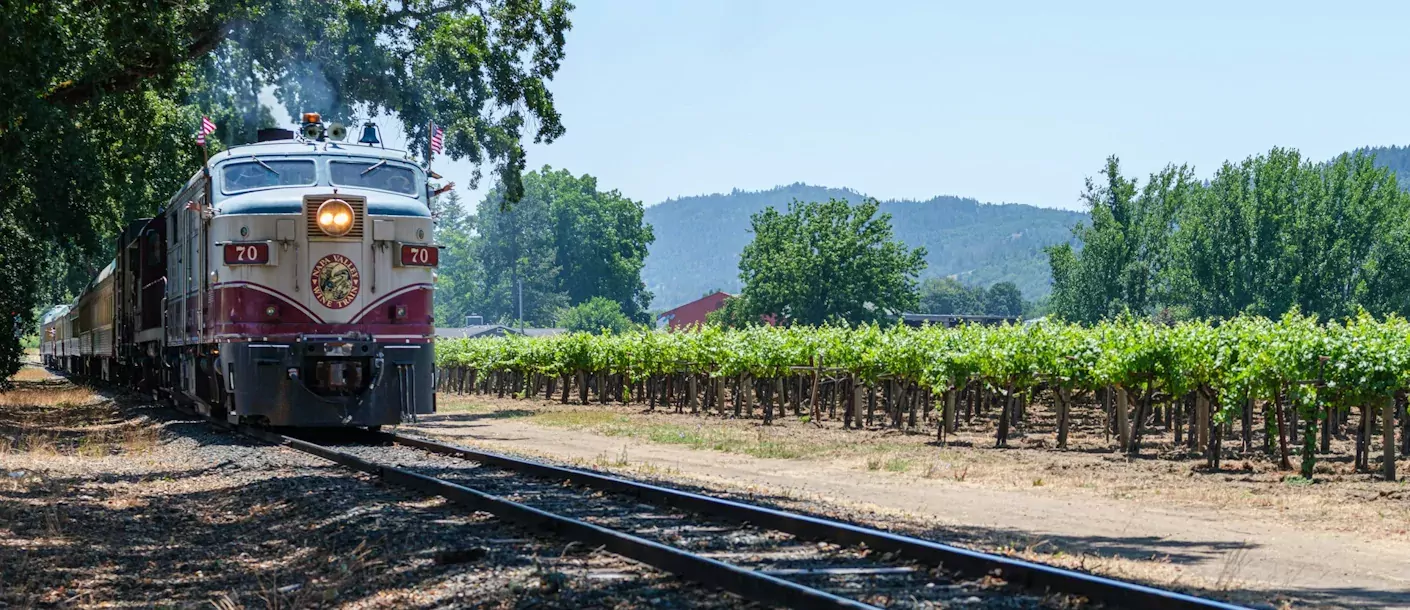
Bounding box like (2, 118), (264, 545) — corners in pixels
(42, 114), (438, 428)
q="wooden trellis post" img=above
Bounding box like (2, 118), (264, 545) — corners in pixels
(1384, 396), (1397, 481)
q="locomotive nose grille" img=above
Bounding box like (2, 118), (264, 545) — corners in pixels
(304, 195), (366, 240)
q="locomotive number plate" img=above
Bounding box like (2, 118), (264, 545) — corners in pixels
(399, 244), (439, 267)
(224, 242), (271, 265)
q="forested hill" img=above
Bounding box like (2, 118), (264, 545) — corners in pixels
(642, 183), (1087, 310)
(1362, 145), (1410, 183)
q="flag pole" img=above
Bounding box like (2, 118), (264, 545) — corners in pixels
(426, 119), (434, 172)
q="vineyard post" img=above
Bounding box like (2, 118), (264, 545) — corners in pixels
(908, 384), (919, 429)
(1300, 397), (1318, 479)
(1398, 388), (1410, 456)
(776, 377), (787, 422)
(1115, 386), (1131, 451)
(809, 360), (821, 423)
(1208, 416), (1222, 470)
(944, 387), (958, 438)
(741, 374), (753, 417)
(1383, 396), (1396, 481)
(1172, 393), (1184, 446)
(688, 374), (699, 413)
(1321, 401), (1332, 454)
(1128, 383), (1152, 456)
(1275, 387), (1291, 470)
(849, 377), (861, 429)
(1242, 395), (1253, 453)
(1194, 390), (1206, 450)
(792, 375), (802, 416)
(1055, 386), (1070, 449)
(1357, 405), (1370, 471)
(1101, 388), (1112, 442)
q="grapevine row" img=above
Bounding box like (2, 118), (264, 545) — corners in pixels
(435, 313), (1410, 480)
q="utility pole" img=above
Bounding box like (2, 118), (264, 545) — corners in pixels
(517, 278), (524, 335)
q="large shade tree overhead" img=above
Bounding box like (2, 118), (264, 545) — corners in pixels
(0, 0), (575, 383)
(735, 198), (927, 326)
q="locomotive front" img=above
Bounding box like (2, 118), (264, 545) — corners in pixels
(208, 117), (437, 427)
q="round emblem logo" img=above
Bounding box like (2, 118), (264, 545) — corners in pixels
(310, 254), (361, 309)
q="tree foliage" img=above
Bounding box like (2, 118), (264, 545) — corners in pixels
(917, 278), (1025, 317)
(435, 168), (655, 327)
(0, 0), (575, 381)
(1048, 149), (1410, 323)
(735, 198), (927, 326)
(558, 297), (634, 335)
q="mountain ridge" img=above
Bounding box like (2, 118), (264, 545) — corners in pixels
(642, 182), (1087, 310)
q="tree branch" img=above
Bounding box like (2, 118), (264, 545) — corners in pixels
(44, 21), (230, 106)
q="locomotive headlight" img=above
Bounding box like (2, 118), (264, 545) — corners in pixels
(316, 198), (355, 237)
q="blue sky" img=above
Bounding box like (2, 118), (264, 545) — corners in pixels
(274, 1), (1410, 211)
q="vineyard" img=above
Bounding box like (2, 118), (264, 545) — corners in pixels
(434, 313), (1410, 481)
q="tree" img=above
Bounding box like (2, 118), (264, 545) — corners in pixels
(475, 184), (567, 326)
(735, 198), (927, 326)
(705, 295), (755, 328)
(917, 277), (984, 315)
(457, 168), (655, 327)
(433, 190), (482, 327)
(531, 167), (655, 321)
(559, 297), (633, 334)
(984, 282), (1024, 317)
(0, 0), (576, 381)
(1048, 157), (1192, 323)
(1050, 148), (1410, 325)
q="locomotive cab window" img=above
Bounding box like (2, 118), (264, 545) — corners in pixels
(221, 159), (317, 194)
(330, 160), (418, 195)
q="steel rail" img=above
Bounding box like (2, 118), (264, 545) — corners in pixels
(234, 425), (880, 610)
(384, 432), (1250, 610)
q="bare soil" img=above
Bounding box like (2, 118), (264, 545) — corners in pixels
(405, 394), (1410, 610)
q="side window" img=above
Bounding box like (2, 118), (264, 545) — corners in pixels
(170, 213), (181, 296)
(186, 209), (195, 292)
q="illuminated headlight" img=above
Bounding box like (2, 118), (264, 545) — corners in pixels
(316, 198), (355, 237)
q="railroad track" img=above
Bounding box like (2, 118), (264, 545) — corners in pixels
(221, 422), (1247, 610)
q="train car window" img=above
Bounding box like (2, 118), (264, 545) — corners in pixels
(221, 159), (316, 194)
(329, 160), (418, 195)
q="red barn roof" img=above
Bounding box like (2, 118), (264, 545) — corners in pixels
(658, 291), (732, 330)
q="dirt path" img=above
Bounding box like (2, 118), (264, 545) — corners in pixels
(407, 412), (1410, 609)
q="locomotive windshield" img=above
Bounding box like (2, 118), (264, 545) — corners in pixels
(329, 160), (418, 195)
(222, 159), (317, 193)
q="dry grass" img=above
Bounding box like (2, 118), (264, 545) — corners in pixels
(0, 380), (155, 458)
(0, 386), (98, 408)
(8, 366), (56, 383)
(428, 393), (1410, 541)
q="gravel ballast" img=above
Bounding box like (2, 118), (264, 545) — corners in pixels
(0, 379), (753, 609)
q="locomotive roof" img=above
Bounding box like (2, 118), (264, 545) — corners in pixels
(40, 304), (71, 324)
(210, 140), (419, 164)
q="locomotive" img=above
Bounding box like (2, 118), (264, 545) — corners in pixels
(41, 114), (438, 428)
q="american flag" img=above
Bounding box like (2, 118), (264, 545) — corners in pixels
(429, 123), (444, 155)
(195, 116), (216, 146)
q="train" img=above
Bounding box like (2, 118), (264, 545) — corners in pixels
(40, 113), (438, 428)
